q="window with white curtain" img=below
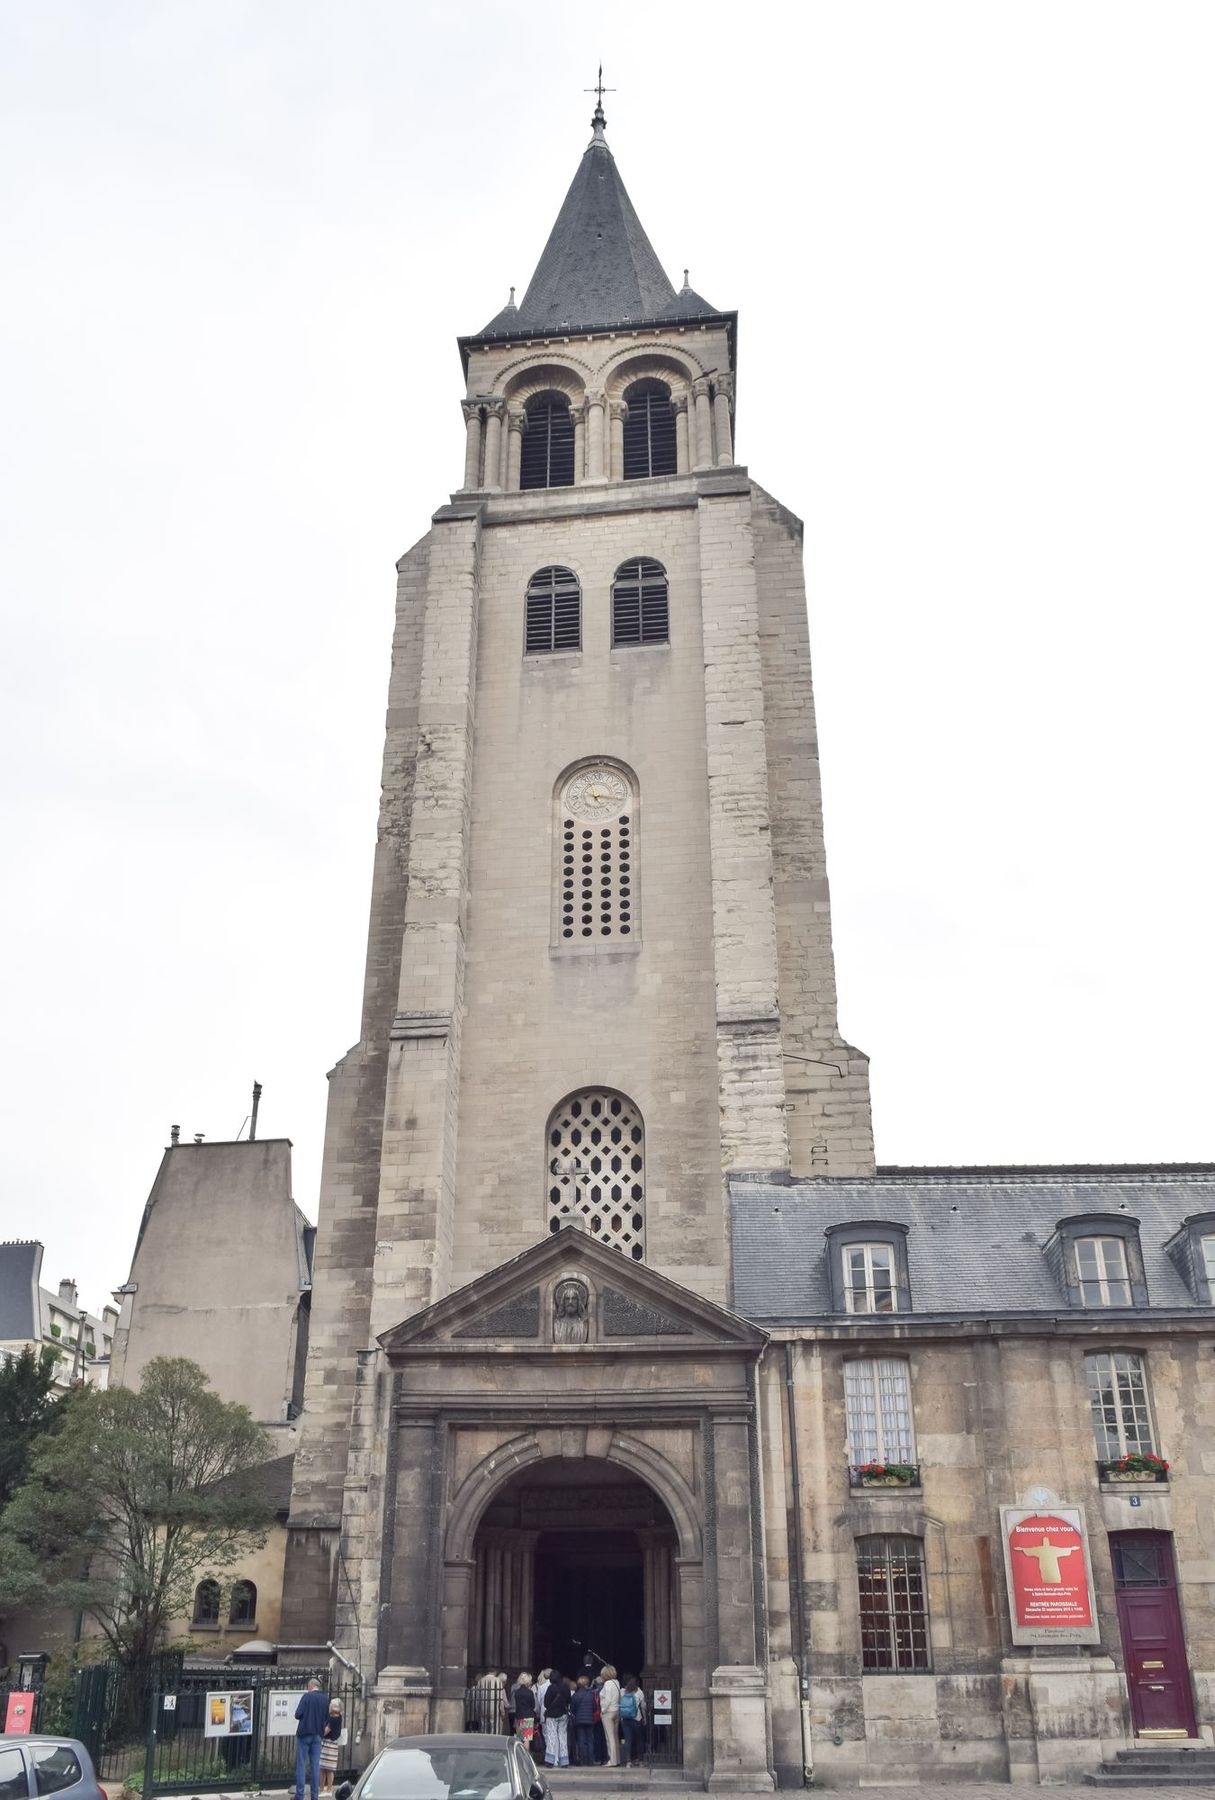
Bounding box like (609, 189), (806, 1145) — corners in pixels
(1074, 1236), (1132, 1306)
(842, 1242), (897, 1313)
(844, 1358), (916, 1466)
(1202, 1236), (1215, 1291)
(1085, 1350), (1155, 1459)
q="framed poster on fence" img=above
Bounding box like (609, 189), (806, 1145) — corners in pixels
(268, 1692), (308, 1737)
(205, 1691), (255, 1737)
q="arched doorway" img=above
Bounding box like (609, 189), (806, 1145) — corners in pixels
(467, 1458), (679, 1689)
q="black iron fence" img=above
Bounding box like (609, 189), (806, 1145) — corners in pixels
(72, 1653), (187, 1784)
(142, 1668), (361, 1797)
(461, 1684), (681, 1768)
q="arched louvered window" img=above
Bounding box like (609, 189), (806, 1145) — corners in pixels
(520, 395), (575, 490)
(547, 1089), (645, 1260)
(612, 558), (669, 646)
(622, 380), (677, 479)
(555, 761), (637, 943)
(525, 566), (581, 653)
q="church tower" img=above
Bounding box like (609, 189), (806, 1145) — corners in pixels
(282, 97), (873, 1783)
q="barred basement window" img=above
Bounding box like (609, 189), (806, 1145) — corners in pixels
(845, 1358), (916, 1466)
(612, 558), (669, 646)
(556, 763), (638, 942)
(856, 1535), (930, 1672)
(525, 566), (581, 653)
(1086, 1351), (1155, 1460)
(520, 395), (575, 490)
(623, 380), (677, 479)
(547, 1089), (645, 1260)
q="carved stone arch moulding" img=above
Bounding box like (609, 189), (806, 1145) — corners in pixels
(443, 1427), (704, 1564)
(498, 354), (593, 405)
(602, 345), (704, 402)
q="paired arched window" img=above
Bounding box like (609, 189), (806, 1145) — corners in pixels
(555, 761), (637, 943)
(228, 1580), (257, 1627)
(193, 1579), (220, 1626)
(856, 1535), (930, 1671)
(524, 566), (581, 653)
(520, 394), (575, 490)
(612, 558), (669, 646)
(622, 380), (677, 479)
(547, 1089), (645, 1260)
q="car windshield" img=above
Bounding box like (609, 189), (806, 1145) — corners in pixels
(361, 1748), (513, 1800)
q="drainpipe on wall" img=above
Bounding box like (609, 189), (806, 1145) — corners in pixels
(784, 1341), (813, 1785)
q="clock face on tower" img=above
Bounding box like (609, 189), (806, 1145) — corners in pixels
(562, 766), (630, 820)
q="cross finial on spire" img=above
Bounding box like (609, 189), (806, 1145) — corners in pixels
(584, 62), (615, 135)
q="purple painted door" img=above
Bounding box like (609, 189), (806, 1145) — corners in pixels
(1110, 1531), (1197, 1736)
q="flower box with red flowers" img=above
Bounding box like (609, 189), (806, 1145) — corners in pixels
(851, 1461), (919, 1488)
(1098, 1453), (1170, 1484)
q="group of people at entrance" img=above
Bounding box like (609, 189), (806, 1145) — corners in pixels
(472, 1666), (647, 1767)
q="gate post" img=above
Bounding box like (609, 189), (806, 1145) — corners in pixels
(143, 1687), (159, 1800)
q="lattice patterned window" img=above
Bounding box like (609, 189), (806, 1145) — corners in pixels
(1201, 1235), (1215, 1291)
(525, 565), (581, 653)
(1074, 1236), (1132, 1306)
(845, 1358), (916, 1466)
(193, 1579), (220, 1626)
(555, 763), (637, 943)
(547, 1090), (644, 1259)
(1086, 1351), (1155, 1460)
(623, 380), (677, 479)
(856, 1535), (930, 1672)
(612, 558), (669, 645)
(520, 395), (575, 490)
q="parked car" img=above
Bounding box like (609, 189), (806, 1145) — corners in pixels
(0, 1737), (105, 1800)
(335, 1734), (552, 1800)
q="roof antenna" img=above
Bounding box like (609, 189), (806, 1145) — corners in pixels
(683, 268), (690, 289)
(509, 286), (516, 305)
(250, 1080), (263, 1143)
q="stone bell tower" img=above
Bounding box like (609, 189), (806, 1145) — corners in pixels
(281, 98), (872, 1775)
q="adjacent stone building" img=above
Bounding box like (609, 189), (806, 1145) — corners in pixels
(276, 98), (1215, 1786)
(0, 1240), (118, 1388)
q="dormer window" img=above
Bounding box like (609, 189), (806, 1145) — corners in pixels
(1075, 1236), (1132, 1307)
(1046, 1213), (1148, 1308)
(1163, 1212), (1215, 1303)
(1203, 1236), (1215, 1289)
(826, 1223), (911, 1315)
(844, 1244), (896, 1314)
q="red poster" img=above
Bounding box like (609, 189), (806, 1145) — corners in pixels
(1007, 1512), (1093, 1630)
(4, 1690), (34, 1735)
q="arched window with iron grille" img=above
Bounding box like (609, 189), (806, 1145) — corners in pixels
(520, 394), (576, 490)
(622, 380), (677, 479)
(612, 557), (669, 646)
(193, 1579), (220, 1626)
(546, 1089), (645, 1260)
(524, 566), (581, 654)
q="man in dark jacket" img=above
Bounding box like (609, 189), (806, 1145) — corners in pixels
(295, 1678), (330, 1800)
(569, 1676), (597, 1766)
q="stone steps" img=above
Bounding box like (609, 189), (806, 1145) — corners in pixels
(1084, 1744), (1215, 1787)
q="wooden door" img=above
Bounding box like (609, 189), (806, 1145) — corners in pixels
(1110, 1532), (1197, 1737)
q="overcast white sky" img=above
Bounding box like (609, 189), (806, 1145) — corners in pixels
(3, 2), (1213, 1313)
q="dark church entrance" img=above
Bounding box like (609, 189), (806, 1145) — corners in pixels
(468, 1458), (679, 1690)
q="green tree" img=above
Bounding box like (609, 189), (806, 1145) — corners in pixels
(0, 1357), (272, 1685)
(0, 1345), (62, 1511)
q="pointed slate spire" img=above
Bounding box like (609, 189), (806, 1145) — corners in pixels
(479, 102), (715, 335)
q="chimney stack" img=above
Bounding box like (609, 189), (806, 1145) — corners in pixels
(58, 1278), (78, 1308)
(250, 1081), (263, 1142)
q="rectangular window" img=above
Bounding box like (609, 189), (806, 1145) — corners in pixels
(845, 1358), (915, 1465)
(843, 1243), (897, 1314)
(1086, 1350), (1154, 1460)
(1074, 1235), (1132, 1306)
(1201, 1236), (1215, 1291)
(856, 1536), (930, 1672)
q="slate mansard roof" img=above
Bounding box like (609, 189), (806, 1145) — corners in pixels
(463, 110), (728, 350)
(729, 1167), (1215, 1324)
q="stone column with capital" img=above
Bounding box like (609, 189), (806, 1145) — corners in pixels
(572, 401), (587, 485)
(609, 400), (628, 481)
(506, 407), (526, 492)
(585, 390), (607, 482)
(482, 398), (506, 493)
(692, 378), (714, 470)
(673, 393), (690, 475)
(461, 400), (483, 491)
(713, 373), (735, 466)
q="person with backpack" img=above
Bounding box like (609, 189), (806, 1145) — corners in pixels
(542, 1672), (570, 1767)
(619, 1679), (645, 1766)
(569, 1674), (597, 1765)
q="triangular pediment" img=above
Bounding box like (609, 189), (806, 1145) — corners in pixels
(379, 1229), (766, 1356)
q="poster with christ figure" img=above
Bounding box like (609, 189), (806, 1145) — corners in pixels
(999, 1506), (1100, 1645)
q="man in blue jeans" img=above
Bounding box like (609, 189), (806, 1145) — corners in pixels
(294, 1679), (330, 1800)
